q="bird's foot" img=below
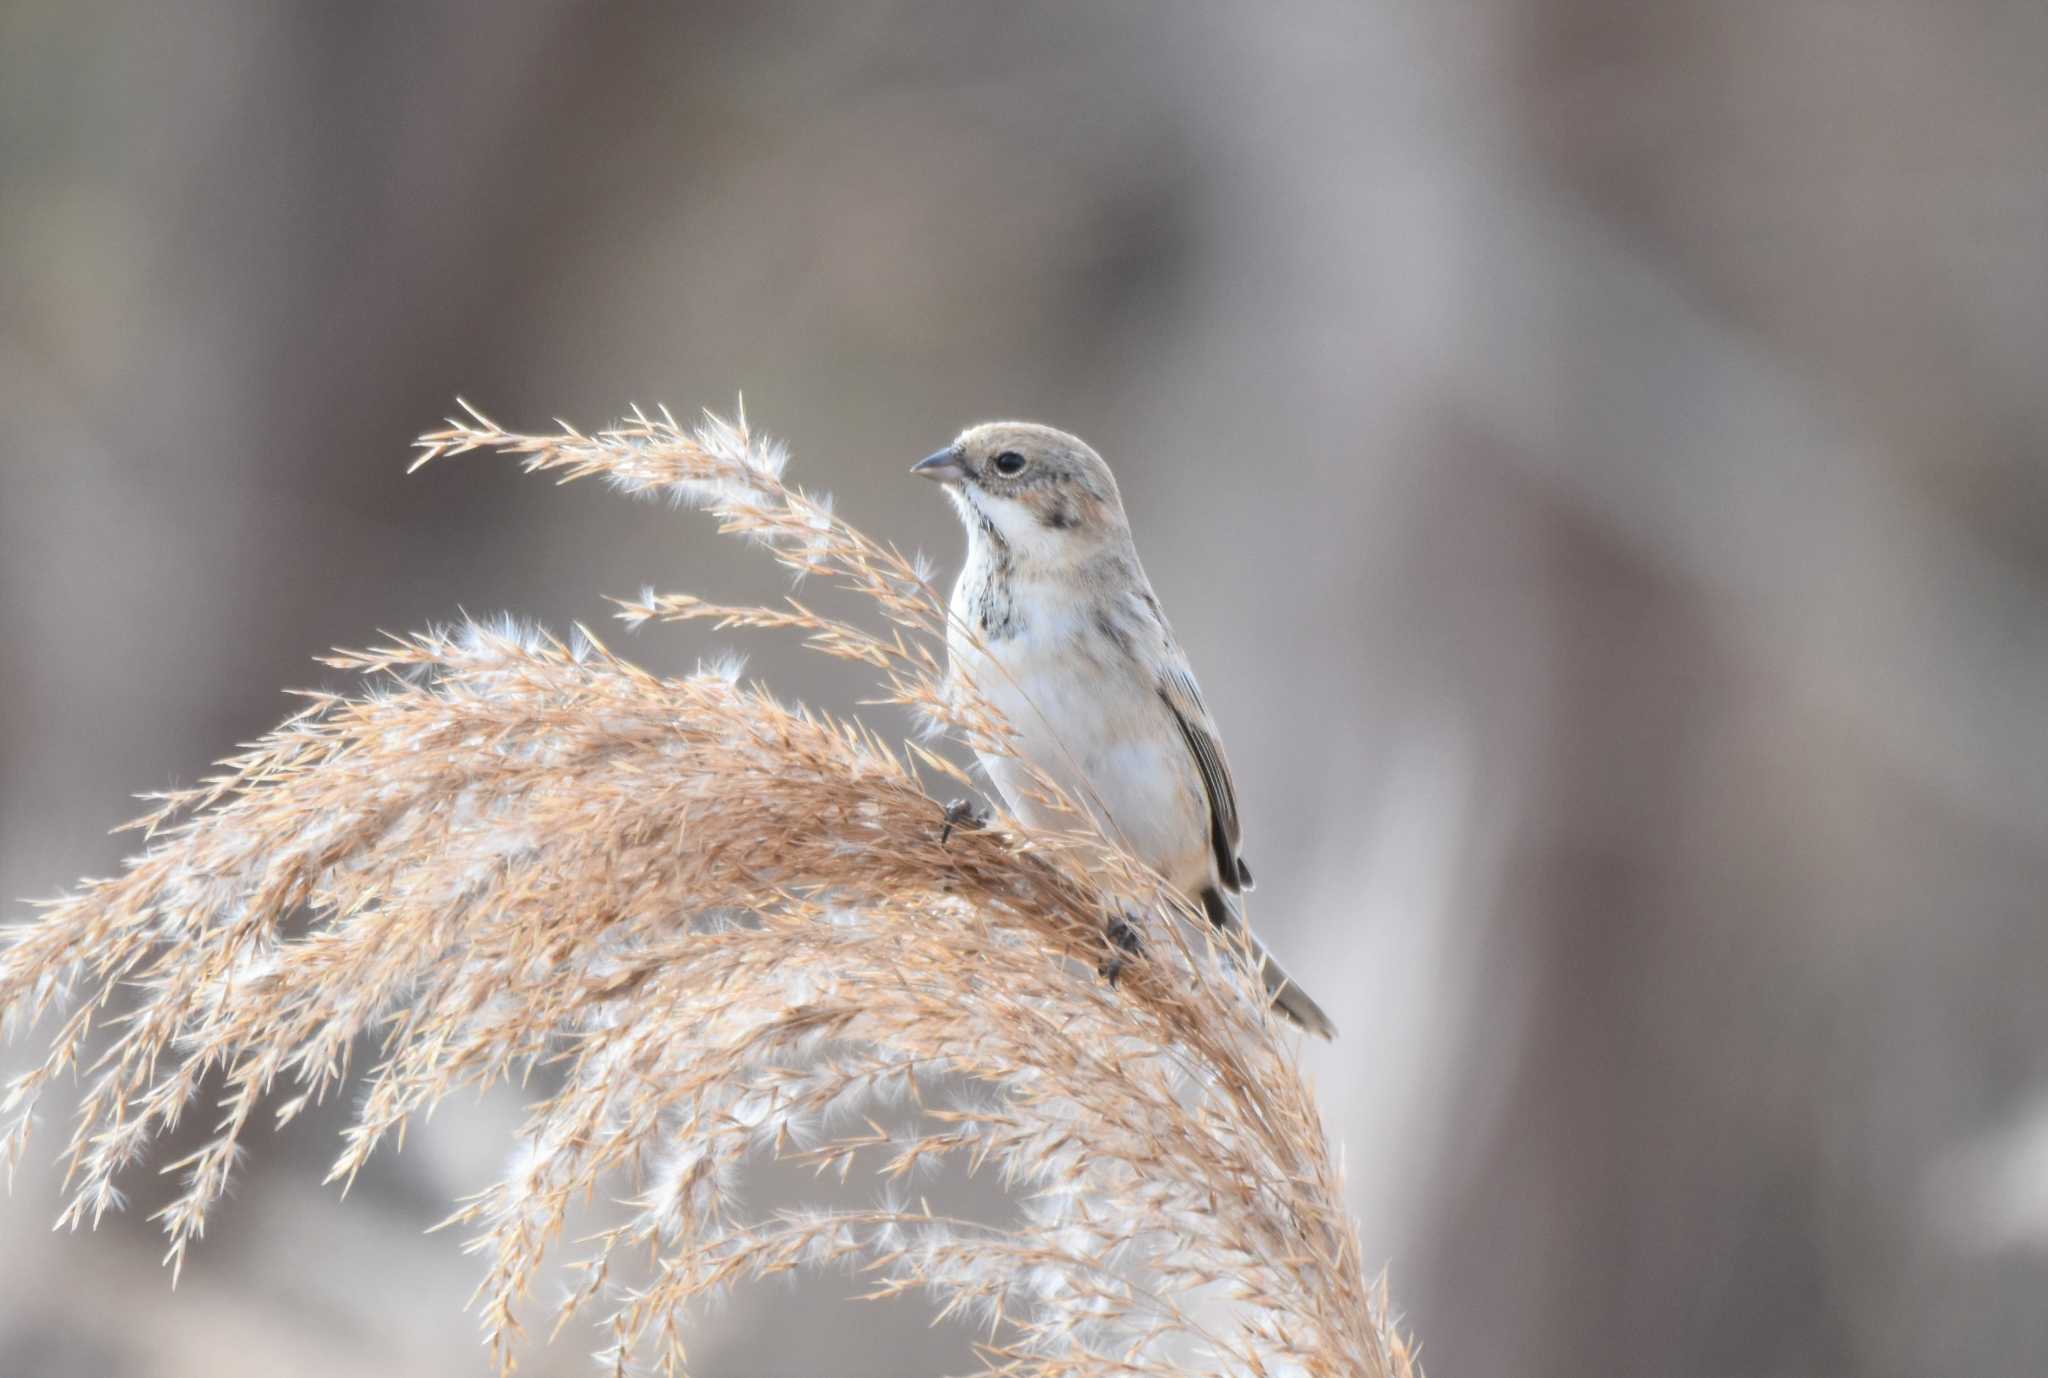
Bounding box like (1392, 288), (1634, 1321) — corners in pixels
(938, 797), (988, 844)
(1099, 914), (1145, 985)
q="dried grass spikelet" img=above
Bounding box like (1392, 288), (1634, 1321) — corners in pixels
(1, 401), (1420, 1378)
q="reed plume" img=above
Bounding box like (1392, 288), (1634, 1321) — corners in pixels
(0, 401), (1419, 1378)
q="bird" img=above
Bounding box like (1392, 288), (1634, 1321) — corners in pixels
(913, 421), (1336, 1039)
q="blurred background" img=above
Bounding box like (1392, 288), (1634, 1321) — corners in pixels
(4, 2), (2046, 1375)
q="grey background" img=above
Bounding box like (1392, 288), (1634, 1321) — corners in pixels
(5, 3), (2047, 1375)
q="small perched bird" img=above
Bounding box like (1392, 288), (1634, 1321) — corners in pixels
(914, 422), (1336, 1038)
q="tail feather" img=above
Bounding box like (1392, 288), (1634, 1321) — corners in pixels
(1200, 886), (1337, 1040)
(1257, 948), (1337, 1040)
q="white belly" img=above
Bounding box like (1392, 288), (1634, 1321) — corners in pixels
(954, 609), (1211, 894)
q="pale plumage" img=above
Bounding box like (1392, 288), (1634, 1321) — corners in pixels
(915, 422), (1335, 1038)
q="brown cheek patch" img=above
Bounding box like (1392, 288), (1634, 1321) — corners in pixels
(1032, 489), (1105, 532)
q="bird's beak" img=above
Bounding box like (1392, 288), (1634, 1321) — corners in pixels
(911, 447), (965, 484)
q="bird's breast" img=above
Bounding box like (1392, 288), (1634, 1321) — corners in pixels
(950, 591), (1209, 891)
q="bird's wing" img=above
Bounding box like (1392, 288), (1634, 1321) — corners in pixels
(1158, 657), (1253, 893)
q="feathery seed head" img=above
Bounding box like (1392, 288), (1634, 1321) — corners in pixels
(0, 401), (1415, 1378)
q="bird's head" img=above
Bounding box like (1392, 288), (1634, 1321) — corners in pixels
(912, 422), (1129, 566)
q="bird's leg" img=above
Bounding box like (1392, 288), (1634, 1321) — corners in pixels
(938, 797), (989, 844)
(1099, 912), (1146, 986)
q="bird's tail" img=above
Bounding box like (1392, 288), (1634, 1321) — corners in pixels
(1254, 942), (1338, 1040)
(1200, 887), (1336, 1040)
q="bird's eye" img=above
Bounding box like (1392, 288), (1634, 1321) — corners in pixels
(991, 451), (1027, 477)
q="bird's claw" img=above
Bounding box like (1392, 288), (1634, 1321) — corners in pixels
(1099, 915), (1145, 985)
(938, 797), (988, 844)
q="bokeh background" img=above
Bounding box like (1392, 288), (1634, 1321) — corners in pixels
(5, 3), (2047, 1375)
